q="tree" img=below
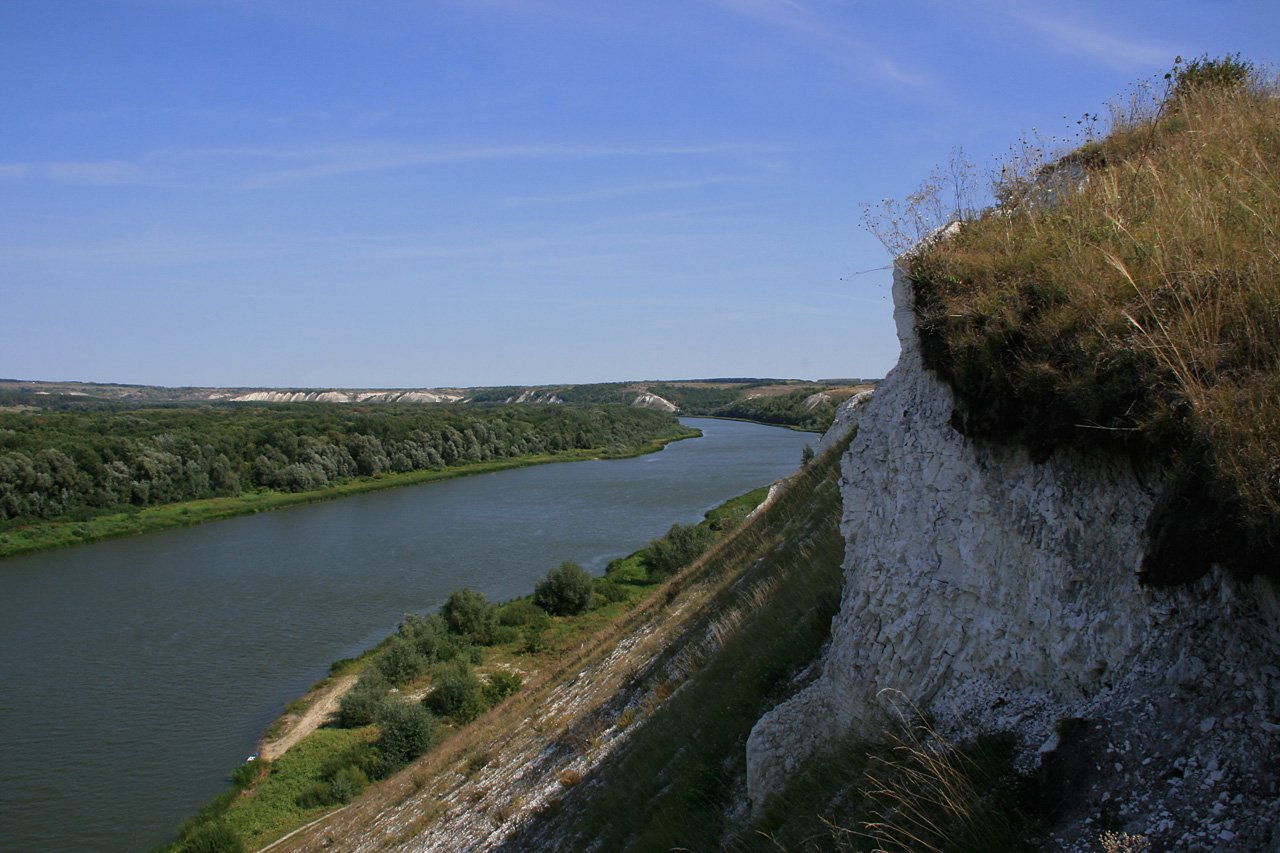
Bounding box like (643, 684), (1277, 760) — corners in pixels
(533, 562), (595, 616)
(440, 588), (497, 645)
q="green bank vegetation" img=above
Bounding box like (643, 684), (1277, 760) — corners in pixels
(0, 404), (695, 559)
(500, 434), (1047, 851)
(872, 55), (1280, 585)
(162, 486), (768, 852)
(176, 438), (1058, 852)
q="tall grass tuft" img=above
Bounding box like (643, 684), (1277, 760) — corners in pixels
(854, 695), (1033, 853)
(906, 60), (1280, 583)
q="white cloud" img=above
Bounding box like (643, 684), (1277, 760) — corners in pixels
(502, 175), (756, 206)
(1003, 3), (1171, 71)
(705, 0), (934, 89)
(233, 141), (775, 188)
(46, 161), (141, 185)
(0, 163), (32, 181)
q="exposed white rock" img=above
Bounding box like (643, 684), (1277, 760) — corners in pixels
(815, 389), (872, 456)
(745, 263), (1280, 850)
(229, 389), (464, 404)
(632, 392), (678, 413)
(802, 391), (831, 411)
(503, 390), (565, 405)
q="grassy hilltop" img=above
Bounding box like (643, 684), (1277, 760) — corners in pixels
(902, 56), (1280, 585)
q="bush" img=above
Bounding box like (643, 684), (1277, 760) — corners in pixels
(374, 636), (428, 686)
(639, 523), (716, 580)
(533, 561), (595, 616)
(179, 821), (245, 853)
(522, 623), (548, 654)
(1168, 53), (1252, 100)
(337, 673), (390, 729)
(375, 700), (441, 775)
(328, 765), (370, 803)
(294, 781), (337, 809)
(229, 760), (260, 790)
(398, 612), (453, 659)
(441, 588), (497, 645)
(424, 661), (490, 723)
(497, 599), (546, 627)
(483, 670), (523, 705)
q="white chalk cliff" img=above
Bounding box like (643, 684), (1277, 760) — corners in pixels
(746, 264), (1280, 849)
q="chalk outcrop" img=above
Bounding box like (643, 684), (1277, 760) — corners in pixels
(231, 389), (464, 404)
(632, 392), (678, 413)
(746, 265), (1280, 849)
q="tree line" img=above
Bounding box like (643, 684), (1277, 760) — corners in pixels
(0, 404), (689, 523)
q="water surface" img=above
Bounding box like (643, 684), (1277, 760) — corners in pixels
(0, 418), (812, 852)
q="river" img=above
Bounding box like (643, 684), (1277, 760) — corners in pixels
(0, 418), (812, 852)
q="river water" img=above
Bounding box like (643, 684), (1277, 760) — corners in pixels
(0, 418), (812, 852)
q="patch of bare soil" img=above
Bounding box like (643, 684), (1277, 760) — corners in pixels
(259, 674), (359, 761)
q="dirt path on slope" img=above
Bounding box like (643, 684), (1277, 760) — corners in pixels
(260, 674), (359, 761)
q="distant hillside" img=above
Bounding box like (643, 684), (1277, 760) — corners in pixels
(0, 377), (876, 432)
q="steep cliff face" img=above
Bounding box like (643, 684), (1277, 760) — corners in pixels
(747, 265), (1280, 849)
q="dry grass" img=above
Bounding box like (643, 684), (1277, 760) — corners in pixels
(854, 697), (1031, 853)
(907, 68), (1280, 583)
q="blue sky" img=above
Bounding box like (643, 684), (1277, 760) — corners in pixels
(3, 0), (1276, 388)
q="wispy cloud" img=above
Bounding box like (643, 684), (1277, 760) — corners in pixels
(1003, 3), (1171, 70)
(47, 161), (142, 185)
(0, 140), (780, 191)
(706, 0), (933, 89)
(0, 160), (143, 186)
(502, 175), (757, 207)
(0, 163), (32, 181)
(234, 141), (773, 189)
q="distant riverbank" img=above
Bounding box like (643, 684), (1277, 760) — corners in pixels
(0, 431), (698, 561)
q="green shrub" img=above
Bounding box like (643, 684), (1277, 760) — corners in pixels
(424, 661), (490, 723)
(440, 588), (498, 645)
(398, 612), (453, 659)
(492, 624), (521, 645)
(294, 782), (337, 809)
(337, 672), (390, 728)
(522, 623), (548, 655)
(327, 765), (369, 803)
(639, 522), (716, 580)
(374, 700), (441, 776)
(483, 670), (523, 705)
(374, 636), (428, 686)
(1168, 53), (1253, 100)
(179, 821), (245, 853)
(229, 760), (259, 790)
(533, 561), (595, 616)
(497, 599), (546, 627)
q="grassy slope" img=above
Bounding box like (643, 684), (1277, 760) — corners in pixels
(502, 437), (850, 850)
(0, 432), (695, 560)
(909, 72), (1280, 584)
(160, 482), (769, 851)
(255, 440), (847, 852)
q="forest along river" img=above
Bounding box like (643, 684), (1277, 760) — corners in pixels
(0, 418), (813, 852)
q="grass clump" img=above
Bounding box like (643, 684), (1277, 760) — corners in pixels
(899, 58), (1280, 584)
